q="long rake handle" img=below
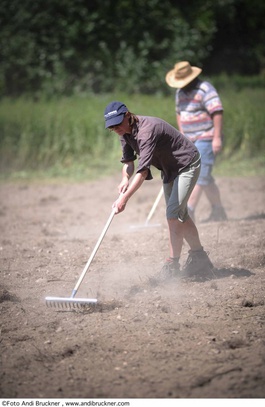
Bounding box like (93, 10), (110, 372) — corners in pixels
(144, 186), (164, 225)
(71, 207), (116, 298)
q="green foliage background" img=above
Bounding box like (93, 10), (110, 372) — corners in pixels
(1, 0), (265, 97)
(0, 88), (264, 181)
(0, 0), (264, 180)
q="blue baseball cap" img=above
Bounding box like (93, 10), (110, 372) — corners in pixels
(104, 101), (128, 129)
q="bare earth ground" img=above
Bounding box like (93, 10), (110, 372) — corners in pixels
(0, 174), (265, 399)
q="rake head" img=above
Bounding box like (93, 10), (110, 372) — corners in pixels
(45, 296), (98, 309)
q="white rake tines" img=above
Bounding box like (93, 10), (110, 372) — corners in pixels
(45, 296), (98, 309)
(45, 207), (117, 310)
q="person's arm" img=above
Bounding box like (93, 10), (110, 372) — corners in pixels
(212, 112), (223, 154)
(113, 169), (149, 214)
(118, 161), (135, 193)
(176, 113), (183, 133)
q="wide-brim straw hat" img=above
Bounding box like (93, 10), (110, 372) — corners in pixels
(165, 61), (202, 88)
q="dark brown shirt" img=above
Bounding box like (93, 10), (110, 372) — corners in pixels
(120, 115), (198, 183)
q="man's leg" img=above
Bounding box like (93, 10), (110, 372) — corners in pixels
(166, 215), (214, 278)
(164, 156), (214, 278)
(160, 153), (212, 278)
(192, 140), (227, 222)
(167, 216), (202, 258)
(201, 182), (227, 222)
(187, 184), (203, 221)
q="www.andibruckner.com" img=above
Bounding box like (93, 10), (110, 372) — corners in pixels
(1, 402), (130, 407)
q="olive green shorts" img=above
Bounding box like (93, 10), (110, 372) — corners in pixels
(163, 153), (201, 222)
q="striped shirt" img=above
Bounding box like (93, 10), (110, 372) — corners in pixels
(176, 79), (223, 140)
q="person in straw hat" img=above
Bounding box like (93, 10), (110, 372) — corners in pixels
(165, 61), (227, 223)
(103, 100), (215, 281)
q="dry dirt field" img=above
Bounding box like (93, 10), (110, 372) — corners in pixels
(0, 174), (264, 399)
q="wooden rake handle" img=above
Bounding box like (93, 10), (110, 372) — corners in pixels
(71, 207), (116, 298)
(144, 186), (164, 226)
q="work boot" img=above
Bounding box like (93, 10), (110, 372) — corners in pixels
(201, 206), (227, 223)
(158, 257), (180, 281)
(183, 248), (214, 279)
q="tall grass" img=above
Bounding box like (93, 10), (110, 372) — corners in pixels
(221, 88), (265, 157)
(0, 88), (264, 181)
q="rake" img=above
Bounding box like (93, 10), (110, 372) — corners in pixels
(130, 186), (163, 229)
(45, 207), (116, 309)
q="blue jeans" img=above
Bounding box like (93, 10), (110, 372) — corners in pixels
(194, 140), (215, 186)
